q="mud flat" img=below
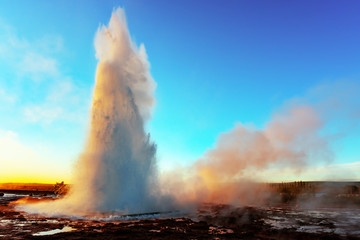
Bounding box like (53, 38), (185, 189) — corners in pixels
(1, 195), (360, 239)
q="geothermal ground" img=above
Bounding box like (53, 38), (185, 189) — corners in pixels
(1, 192), (360, 239)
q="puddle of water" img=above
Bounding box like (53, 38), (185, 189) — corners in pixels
(0, 219), (17, 225)
(93, 211), (180, 221)
(261, 207), (360, 237)
(32, 226), (75, 236)
(209, 226), (234, 235)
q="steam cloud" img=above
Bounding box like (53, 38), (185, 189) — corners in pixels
(160, 99), (353, 206)
(161, 80), (360, 206)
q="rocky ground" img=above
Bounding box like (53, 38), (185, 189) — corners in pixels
(1, 194), (360, 239)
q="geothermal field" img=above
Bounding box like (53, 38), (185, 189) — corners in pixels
(1, 184), (360, 239)
(1, 4), (360, 240)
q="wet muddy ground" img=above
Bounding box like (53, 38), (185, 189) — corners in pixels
(1, 194), (360, 239)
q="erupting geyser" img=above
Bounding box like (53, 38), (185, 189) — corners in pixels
(20, 8), (161, 216)
(70, 7), (158, 213)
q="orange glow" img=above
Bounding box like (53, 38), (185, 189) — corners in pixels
(158, 104), (329, 208)
(0, 173), (68, 184)
(198, 167), (219, 191)
(12, 197), (55, 206)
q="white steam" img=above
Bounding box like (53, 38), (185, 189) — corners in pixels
(20, 8), (162, 216)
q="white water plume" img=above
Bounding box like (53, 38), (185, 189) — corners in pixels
(20, 7), (162, 216)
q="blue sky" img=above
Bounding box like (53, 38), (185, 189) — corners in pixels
(0, 0), (359, 182)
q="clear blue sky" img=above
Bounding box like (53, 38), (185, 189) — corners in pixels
(0, 0), (359, 182)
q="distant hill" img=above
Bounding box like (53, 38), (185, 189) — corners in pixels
(0, 182), (55, 192)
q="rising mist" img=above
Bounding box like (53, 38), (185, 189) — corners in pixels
(19, 8), (164, 216)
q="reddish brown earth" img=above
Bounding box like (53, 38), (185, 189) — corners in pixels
(1, 194), (360, 239)
(0, 183), (55, 192)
